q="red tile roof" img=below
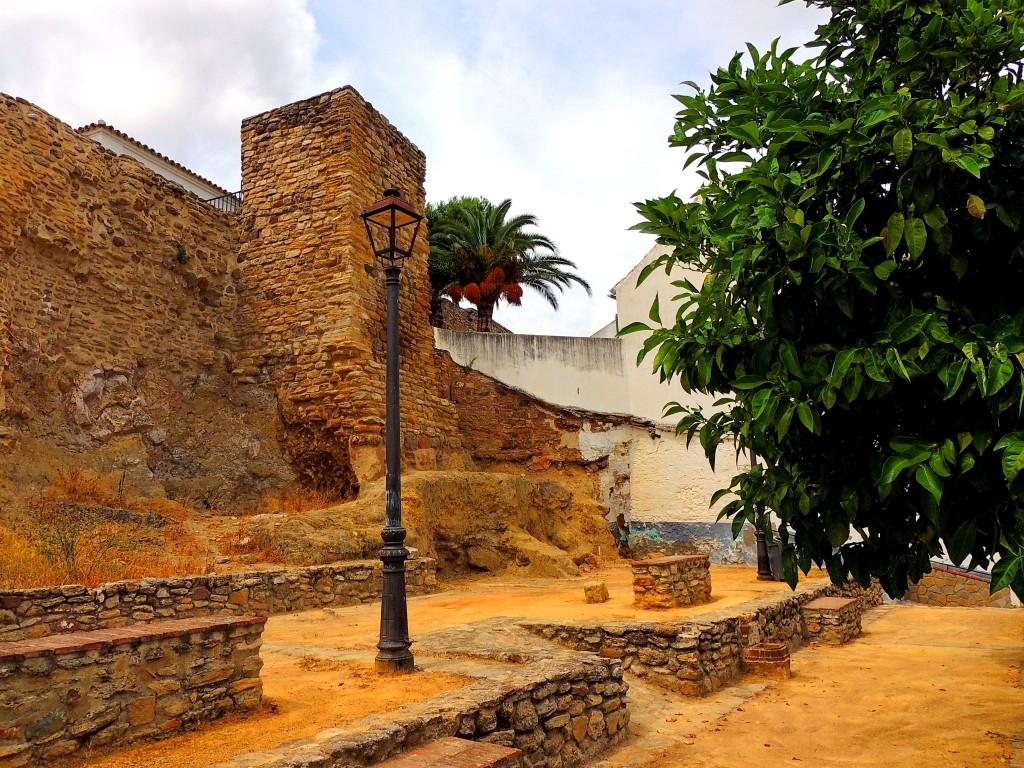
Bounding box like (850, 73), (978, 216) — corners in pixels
(75, 121), (233, 198)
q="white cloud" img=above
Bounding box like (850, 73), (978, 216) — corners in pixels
(0, 0), (318, 188)
(1, 0), (828, 335)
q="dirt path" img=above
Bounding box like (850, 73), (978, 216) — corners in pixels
(595, 604), (1023, 768)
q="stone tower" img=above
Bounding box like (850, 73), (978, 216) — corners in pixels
(235, 87), (459, 494)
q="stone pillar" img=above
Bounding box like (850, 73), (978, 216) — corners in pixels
(235, 86), (459, 494)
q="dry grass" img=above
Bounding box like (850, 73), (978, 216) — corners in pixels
(256, 488), (338, 516)
(0, 469), (209, 590)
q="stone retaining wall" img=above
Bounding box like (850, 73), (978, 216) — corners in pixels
(0, 559), (437, 642)
(904, 564), (1016, 608)
(523, 617), (740, 697)
(0, 615), (265, 766)
(524, 578), (881, 697)
(208, 654), (627, 768)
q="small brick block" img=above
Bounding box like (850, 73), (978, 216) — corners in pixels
(744, 642), (791, 680)
(377, 738), (522, 768)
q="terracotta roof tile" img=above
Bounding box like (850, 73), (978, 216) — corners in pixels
(74, 122), (233, 198)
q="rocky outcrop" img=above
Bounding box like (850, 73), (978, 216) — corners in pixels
(246, 471), (616, 578)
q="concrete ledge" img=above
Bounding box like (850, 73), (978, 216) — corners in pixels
(630, 554), (711, 609)
(905, 564), (1017, 608)
(526, 577), (881, 697)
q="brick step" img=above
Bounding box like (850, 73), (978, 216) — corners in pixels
(376, 737), (521, 768)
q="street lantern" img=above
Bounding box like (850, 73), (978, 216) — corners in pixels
(361, 187), (422, 674)
(362, 187), (423, 267)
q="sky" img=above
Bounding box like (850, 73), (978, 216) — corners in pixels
(0, 1), (827, 336)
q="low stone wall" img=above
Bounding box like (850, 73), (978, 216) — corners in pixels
(524, 578), (881, 697)
(208, 654), (627, 768)
(523, 617), (740, 697)
(0, 559), (438, 642)
(630, 555), (711, 609)
(0, 615), (265, 766)
(905, 564), (1016, 608)
(738, 579), (882, 650)
(802, 597), (862, 645)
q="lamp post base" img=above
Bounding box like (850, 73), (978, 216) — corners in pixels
(755, 529), (773, 581)
(374, 650), (415, 674)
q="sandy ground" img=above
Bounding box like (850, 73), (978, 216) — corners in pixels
(266, 563), (799, 651)
(69, 564), (1022, 768)
(72, 659), (471, 768)
(597, 603), (1023, 768)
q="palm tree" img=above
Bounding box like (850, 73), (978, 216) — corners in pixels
(427, 198), (591, 332)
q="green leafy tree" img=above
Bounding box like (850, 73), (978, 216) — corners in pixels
(426, 197), (591, 332)
(628, 0), (1024, 598)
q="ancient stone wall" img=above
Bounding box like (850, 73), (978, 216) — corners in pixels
(904, 564), (1016, 608)
(0, 86), (702, 544)
(207, 654), (627, 768)
(234, 87), (461, 494)
(0, 615), (265, 765)
(439, 354), (642, 466)
(0, 559), (437, 642)
(0, 93), (294, 507)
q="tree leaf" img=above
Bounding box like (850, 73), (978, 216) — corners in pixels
(893, 128), (913, 164)
(865, 349), (891, 383)
(886, 213), (905, 255)
(995, 433), (1024, 485)
(955, 155), (982, 178)
(886, 347), (911, 381)
(618, 321), (651, 336)
(991, 554), (1024, 599)
(796, 402), (819, 434)
(732, 375), (768, 390)
(946, 520), (977, 566)
(967, 194), (986, 219)
(874, 260), (898, 280)
(915, 465), (943, 503)
(880, 456), (912, 485)
(649, 294), (661, 324)
(904, 218), (927, 259)
(827, 518), (850, 548)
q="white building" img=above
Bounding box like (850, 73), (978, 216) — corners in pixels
(435, 241), (753, 561)
(76, 121), (240, 211)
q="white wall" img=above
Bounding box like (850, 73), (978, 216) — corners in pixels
(611, 244), (720, 423)
(435, 329), (630, 415)
(629, 428), (745, 525)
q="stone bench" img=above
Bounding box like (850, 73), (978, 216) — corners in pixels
(0, 614), (266, 766)
(801, 596), (861, 645)
(377, 737), (522, 768)
(630, 554), (711, 609)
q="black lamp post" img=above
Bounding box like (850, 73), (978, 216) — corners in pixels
(750, 450), (774, 581)
(361, 188), (423, 673)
